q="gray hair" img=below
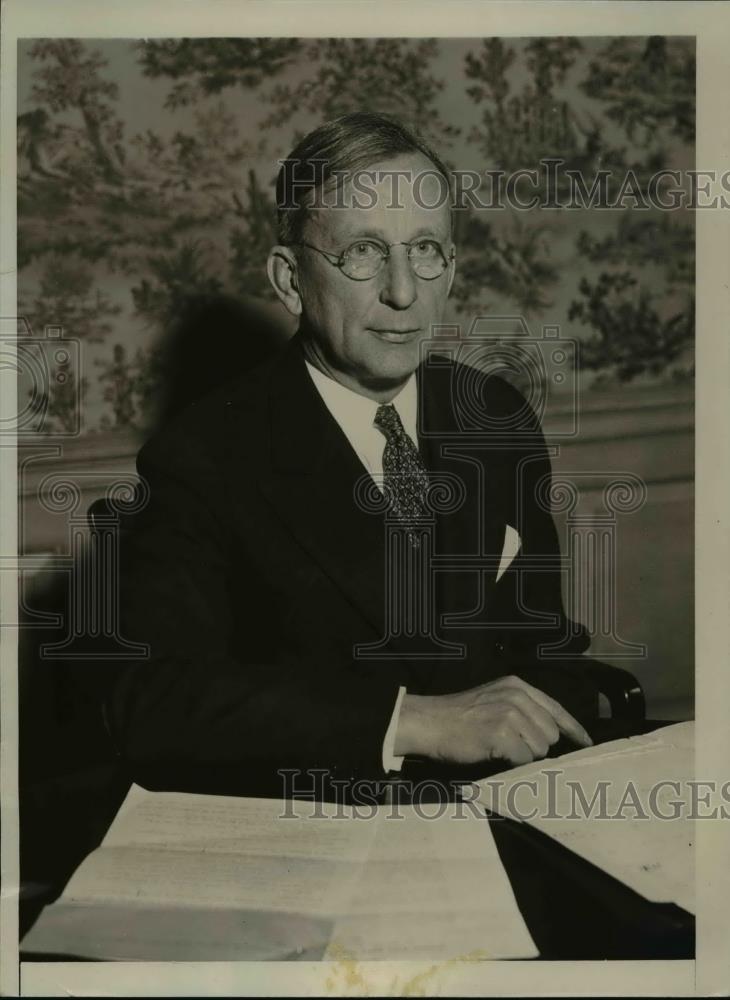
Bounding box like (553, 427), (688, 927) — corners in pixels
(275, 111), (452, 244)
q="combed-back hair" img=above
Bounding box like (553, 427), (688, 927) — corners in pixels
(275, 111), (452, 244)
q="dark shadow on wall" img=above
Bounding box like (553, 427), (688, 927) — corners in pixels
(149, 293), (293, 431)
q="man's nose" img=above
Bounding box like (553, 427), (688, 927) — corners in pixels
(378, 247), (418, 309)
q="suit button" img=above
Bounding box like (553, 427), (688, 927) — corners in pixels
(494, 640), (505, 654)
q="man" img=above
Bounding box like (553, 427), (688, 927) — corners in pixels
(108, 111), (597, 797)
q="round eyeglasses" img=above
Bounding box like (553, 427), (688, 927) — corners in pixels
(288, 238), (455, 281)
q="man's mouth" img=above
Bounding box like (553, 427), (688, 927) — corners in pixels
(369, 328), (421, 343)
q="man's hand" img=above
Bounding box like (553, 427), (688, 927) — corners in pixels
(394, 675), (593, 767)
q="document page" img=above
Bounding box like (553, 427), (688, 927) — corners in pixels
(23, 784), (537, 961)
(475, 722), (695, 913)
(62, 787), (376, 915)
(102, 784), (376, 860)
(22, 788), (376, 959)
(325, 802), (538, 960)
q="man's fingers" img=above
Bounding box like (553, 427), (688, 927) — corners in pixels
(513, 712), (551, 760)
(504, 689), (561, 747)
(495, 731), (535, 767)
(496, 676), (593, 747)
(534, 690), (593, 747)
(490, 704), (549, 761)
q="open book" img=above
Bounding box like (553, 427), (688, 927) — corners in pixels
(22, 784), (537, 961)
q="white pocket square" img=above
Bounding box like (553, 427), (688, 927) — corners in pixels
(496, 524), (521, 581)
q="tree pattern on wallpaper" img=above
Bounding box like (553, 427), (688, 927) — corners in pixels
(18, 36), (695, 433)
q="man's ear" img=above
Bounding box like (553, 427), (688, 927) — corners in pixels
(266, 247), (302, 317)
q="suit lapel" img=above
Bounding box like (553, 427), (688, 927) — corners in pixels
(237, 338), (511, 667)
(255, 335), (389, 642)
(418, 359), (509, 640)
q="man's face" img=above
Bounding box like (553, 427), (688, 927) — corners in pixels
(292, 152), (455, 399)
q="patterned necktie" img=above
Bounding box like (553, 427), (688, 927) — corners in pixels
(374, 403), (429, 536)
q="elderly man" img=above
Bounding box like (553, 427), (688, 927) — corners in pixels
(108, 111), (597, 796)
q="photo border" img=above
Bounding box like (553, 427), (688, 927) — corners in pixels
(1, 1), (728, 996)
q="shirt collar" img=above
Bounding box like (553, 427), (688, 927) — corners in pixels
(304, 361), (418, 442)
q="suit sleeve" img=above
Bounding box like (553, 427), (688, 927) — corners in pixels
(106, 426), (402, 795)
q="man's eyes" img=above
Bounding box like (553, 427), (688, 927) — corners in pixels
(348, 241), (382, 259)
(411, 240), (440, 258)
(344, 240), (441, 258)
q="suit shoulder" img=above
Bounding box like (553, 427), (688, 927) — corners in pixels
(428, 353), (541, 428)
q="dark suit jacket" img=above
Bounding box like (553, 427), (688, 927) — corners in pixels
(108, 333), (596, 795)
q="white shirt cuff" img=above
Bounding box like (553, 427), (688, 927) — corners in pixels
(382, 686), (407, 773)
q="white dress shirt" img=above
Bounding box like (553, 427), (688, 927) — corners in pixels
(305, 360), (412, 773)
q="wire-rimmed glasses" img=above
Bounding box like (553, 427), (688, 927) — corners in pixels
(289, 238), (455, 281)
